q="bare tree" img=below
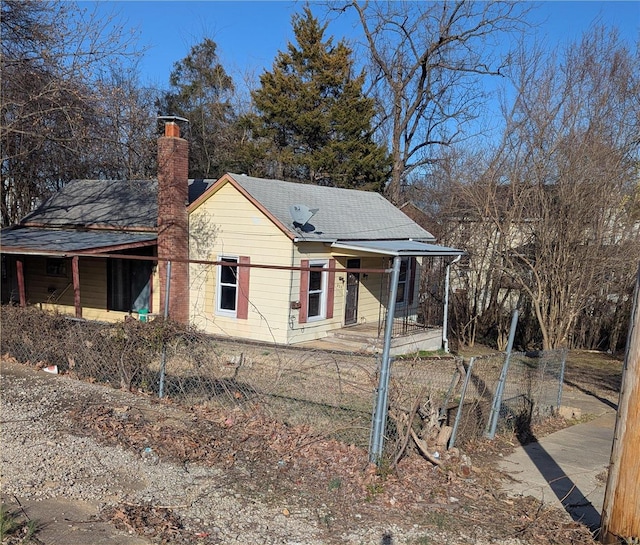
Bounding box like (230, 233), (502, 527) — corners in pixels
(416, 26), (639, 351)
(411, 148), (520, 349)
(500, 28), (639, 350)
(92, 67), (158, 180)
(340, 1), (526, 204)
(1, 0), (145, 225)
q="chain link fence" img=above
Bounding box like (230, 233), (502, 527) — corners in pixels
(377, 349), (566, 462)
(1, 305), (566, 462)
(444, 351), (567, 448)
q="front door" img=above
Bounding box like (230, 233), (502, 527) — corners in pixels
(344, 258), (360, 325)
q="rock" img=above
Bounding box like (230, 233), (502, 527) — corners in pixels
(558, 406), (582, 420)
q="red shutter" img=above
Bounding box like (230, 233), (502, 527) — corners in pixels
(326, 259), (335, 319)
(299, 259), (309, 324)
(408, 257), (417, 305)
(237, 256), (250, 320)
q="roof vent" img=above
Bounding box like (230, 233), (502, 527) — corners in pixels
(289, 204), (318, 229)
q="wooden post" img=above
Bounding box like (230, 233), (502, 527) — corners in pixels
(600, 263), (640, 543)
(72, 255), (82, 318)
(16, 258), (26, 307)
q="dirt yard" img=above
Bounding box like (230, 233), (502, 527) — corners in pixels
(1, 348), (620, 545)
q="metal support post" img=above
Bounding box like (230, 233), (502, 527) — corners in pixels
(369, 256), (402, 464)
(486, 309), (518, 439)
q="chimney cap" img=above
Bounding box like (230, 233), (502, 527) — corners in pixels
(158, 115), (189, 138)
(158, 115), (189, 124)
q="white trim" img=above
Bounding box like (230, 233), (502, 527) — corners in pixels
(216, 255), (239, 317)
(307, 260), (328, 322)
(330, 240), (463, 257)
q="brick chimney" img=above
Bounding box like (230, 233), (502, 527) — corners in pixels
(157, 121), (189, 323)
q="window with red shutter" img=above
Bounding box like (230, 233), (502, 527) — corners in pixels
(299, 259), (335, 323)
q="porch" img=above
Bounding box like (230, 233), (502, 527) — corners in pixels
(298, 321), (443, 356)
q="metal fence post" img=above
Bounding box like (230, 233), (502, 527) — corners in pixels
(556, 347), (568, 411)
(486, 309), (518, 439)
(369, 256), (401, 465)
(450, 357), (475, 449)
(158, 260), (171, 398)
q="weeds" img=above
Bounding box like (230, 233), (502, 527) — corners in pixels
(0, 504), (39, 544)
(424, 510), (450, 530)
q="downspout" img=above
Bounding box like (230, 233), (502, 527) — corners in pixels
(443, 255), (462, 353)
(158, 260), (171, 399)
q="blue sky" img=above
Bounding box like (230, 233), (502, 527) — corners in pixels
(84, 1), (639, 92)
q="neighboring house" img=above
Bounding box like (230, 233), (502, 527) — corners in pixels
(1, 122), (463, 354)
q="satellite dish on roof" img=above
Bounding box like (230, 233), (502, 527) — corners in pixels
(289, 204), (319, 228)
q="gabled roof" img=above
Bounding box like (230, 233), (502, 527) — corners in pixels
(195, 173), (436, 243)
(3, 174), (449, 256)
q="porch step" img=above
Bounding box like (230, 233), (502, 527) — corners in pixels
(329, 329), (381, 345)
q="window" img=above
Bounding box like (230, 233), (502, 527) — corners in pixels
(395, 257), (415, 306)
(307, 262), (326, 320)
(46, 258), (68, 277)
(299, 259), (335, 324)
(215, 256), (250, 319)
(107, 258), (152, 312)
(217, 257), (238, 315)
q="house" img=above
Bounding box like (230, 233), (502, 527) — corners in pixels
(1, 121), (463, 354)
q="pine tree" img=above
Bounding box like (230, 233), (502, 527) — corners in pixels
(158, 38), (241, 179)
(250, 7), (390, 190)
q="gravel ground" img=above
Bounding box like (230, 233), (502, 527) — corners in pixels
(1, 362), (332, 544)
(1, 358), (595, 545)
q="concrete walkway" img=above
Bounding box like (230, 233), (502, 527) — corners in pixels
(498, 390), (617, 531)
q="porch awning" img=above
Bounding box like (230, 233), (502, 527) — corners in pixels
(331, 239), (464, 257)
(0, 227), (157, 255)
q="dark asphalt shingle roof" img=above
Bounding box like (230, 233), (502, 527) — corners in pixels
(21, 179), (158, 229)
(19, 178), (216, 230)
(0, 227), (157, 254)
(3, 174), (438, 254)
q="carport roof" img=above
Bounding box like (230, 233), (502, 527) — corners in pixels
(0, 227), (157, 255)
(331, 239), (465, 257)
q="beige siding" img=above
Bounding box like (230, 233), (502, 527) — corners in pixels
(188, 181), (418, 346)
(23, 256), (73, 307)
(189, 181), (295, 344)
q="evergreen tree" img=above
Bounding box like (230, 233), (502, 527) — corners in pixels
(159, 38), (241, 179)
(250, 7), (390, 190)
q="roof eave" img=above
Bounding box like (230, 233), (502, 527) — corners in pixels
(330, 241), (465, 258)
(1, 238), (157, 256)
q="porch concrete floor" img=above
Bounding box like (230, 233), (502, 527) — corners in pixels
(297, 323), (382, 354)
(297, 322), (443, 356)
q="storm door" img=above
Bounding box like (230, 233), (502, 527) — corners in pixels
(344, 258), (360, 325)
